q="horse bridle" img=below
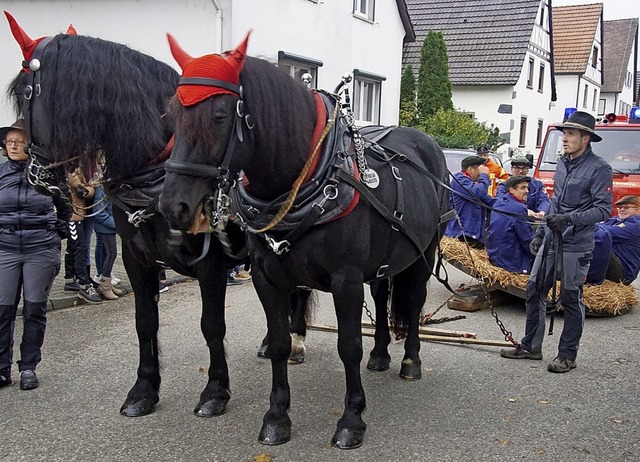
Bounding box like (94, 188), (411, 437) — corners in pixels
(164, 77), (254, 227)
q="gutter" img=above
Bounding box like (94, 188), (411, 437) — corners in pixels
(210, 0), (223, 52)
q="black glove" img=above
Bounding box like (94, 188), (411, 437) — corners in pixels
(529, 236), (543, 256)
(546, 214), (570, 233)
(55, 219), (69, 239)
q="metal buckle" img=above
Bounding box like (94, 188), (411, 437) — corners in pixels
(126, 210), (151, 227)
(265, 235), (291, 255)
(376, 265), (389, 278)
(391, 165), (402, 181)
(392, 211), (404, 231)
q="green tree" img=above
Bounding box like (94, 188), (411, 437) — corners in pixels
(399, 65), (417, 126)
(417, 31), (453, 120)
(419, 108), (504, 151)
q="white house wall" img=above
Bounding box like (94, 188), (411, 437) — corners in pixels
(551, 75), (584, 122)
(0, 0), (406, 126)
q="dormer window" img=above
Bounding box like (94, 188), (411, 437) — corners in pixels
(592, 46), (598, 68)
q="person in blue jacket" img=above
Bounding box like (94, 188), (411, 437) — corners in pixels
(445, 155), (495, 248)
(586, 195), (640, 285)
(496, 155), (550, 217)
(93, 185), (123, 300)
(486, 175), (535, 273)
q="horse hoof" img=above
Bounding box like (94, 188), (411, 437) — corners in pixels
(194, 399), (228, 417)
(287, 353), (305, 365)
(366, 354), (391, 371)
(259, 420), (292, 446)
(120, 399), (156, 417)
(400, 360), (422, 380)
(257, 344), (270, 358)
(331, 427), (365, 449)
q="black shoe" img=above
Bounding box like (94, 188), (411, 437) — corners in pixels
(0, 372), (11, 389)
(159, 281), (169, 293)
(500, 344), (543, 360)
(64, 280), (81, 292)
(547, 356), (576, 373)
(19, 370), (39, 390)
(227, 277), (243, 286)
(78, 284), (103, 304)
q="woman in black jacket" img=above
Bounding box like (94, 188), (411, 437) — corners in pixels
(0, 119), (71, 390)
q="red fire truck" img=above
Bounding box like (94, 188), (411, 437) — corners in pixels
(533, 107), (640, 213)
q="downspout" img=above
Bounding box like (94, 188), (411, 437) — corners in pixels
(575, 75), (582, 108)
(548, 0), (557, 103)
(210, 0), (223, 52)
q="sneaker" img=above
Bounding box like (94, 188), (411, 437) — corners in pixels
(111, 273), (121, 286)
(500, 344), (543, 360)
(64, 280), (81, 292)
(547, 356), (576, 373)
(0, 372), (11, 389)
(234, 270), (252, 281)
(227, 277), (243, 286)
(92, 274), (101, 285)
(78, 284), (103, 304)
(19, 370), (39, 390)
(159, 281), (169, 293)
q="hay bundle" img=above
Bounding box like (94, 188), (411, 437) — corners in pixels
(440, 237), (636, 316)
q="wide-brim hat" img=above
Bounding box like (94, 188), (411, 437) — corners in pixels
(0, 118), (27, 151)
(461, 155), (487, 170)
(555, 111), (602, 142)
(502, 175), (531, 190)
(615, 195), (640, 207)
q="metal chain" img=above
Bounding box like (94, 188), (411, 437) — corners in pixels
(338, 86), (369, 176)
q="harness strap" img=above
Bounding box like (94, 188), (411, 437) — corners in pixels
(179, 77), (240, 95)
(165, 159), (221, 178)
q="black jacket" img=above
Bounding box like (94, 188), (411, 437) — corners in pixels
(0, 159), (71, 253)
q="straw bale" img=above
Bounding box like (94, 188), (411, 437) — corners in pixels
(440, 237), (636, 316)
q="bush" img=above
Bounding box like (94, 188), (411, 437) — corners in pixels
(418, 108), (504, 151)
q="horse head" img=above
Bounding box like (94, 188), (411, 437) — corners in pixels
(5, 11), (78, 197)
(159, 32), (255, 233)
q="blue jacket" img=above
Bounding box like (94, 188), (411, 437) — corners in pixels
(496, 177), (550, 213)
(445, 172), (495, 242)
(0, 159), (70, 253)
(486, 193), (534, 273)
(537, 147), (612, 252)
(587, 215), (640, 284)
(93, 186), (116, 234)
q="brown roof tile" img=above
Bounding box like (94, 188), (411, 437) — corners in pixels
(552, 3), (603, 74)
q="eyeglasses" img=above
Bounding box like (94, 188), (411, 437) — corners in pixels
(3, 139), (26, 147)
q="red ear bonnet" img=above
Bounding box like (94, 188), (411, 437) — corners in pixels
(167, 31), (251, 107)
(66, 24), (77, 35)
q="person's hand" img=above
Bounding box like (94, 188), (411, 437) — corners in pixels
(477, 165), (489, 175)
(528, 210), (545, 219)
(546, 214), (570, 232)
(529, 236), (543, 255)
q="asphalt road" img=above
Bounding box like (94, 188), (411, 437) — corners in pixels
(1, 267), (638, 462)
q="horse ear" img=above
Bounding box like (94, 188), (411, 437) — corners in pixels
(66, 24), (77, 35)
(4, 10), (39, 60)
(166, 33), (193, 70)
(224, 30), (251, 73)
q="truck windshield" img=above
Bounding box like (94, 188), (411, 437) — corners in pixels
(538, 129), (640, 174)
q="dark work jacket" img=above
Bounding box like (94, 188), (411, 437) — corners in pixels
(496, 177), (550, 213)
(537, 147), (612, 252)
(0, 159), (70, 253)
(588, 216), (640, 284)
(486, 193), (534, 273)
(445, 172), (495, 242)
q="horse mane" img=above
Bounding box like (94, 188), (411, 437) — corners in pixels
(8, 34), (180, 179)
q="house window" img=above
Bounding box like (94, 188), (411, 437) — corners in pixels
(519, 116), (527, 147)
(592, 88), (598, 111)
(592, 46), (598, 68)
(353, 0), (375, 22)
(536, 119), (544, 148)
(598, 98), (606, 115)
(538, 63), (545, 92)
(526, 58), (534, 88)
(353, 69), (385, 124)
(539, 5), (545, 26)
(278, 51), (323, 88)
(583, 84), (589, 108)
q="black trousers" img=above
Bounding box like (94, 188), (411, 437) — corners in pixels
(64, 220), (91, 286)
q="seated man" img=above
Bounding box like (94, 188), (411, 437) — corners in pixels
(586, 195), (640, 285)
(496, 155), (550, 217)
(476, 146), (509, 196)
(445, 155), (495, 248)
(486, 175), (535, 273)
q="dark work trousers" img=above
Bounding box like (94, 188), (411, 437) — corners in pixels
(64, 220), (91, 286)
(521, 241), (592, 361)
(0, 246), (60, 373)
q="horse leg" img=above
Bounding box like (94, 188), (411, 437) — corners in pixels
(257, 280), (293, 445)
(288, 289), (310, 365)
(366, 279), (392, 371)
(331, 282), (367, 449)
(194, 250), (231, 417)
(119, 244), (162, 417)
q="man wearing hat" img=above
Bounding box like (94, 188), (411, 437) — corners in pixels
(496, 155), (550, 217)
(500, 111), (613, 373)
(0, 119), (71, 390)
(476, 146), (509, 196)
(586, 195), (640, 285)
(445, 155), (495, 248)
(486, 175), (535, 273)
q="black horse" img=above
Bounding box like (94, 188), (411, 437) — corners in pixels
(158, 34), (450, 448)
(4, 13), (250, 418)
